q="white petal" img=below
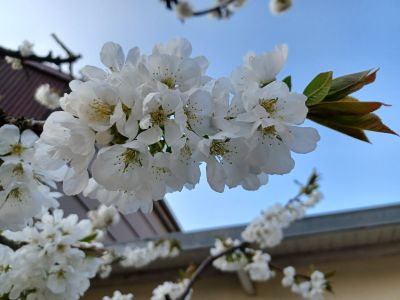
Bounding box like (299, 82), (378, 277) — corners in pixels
(63, 169), (89, 195)
(20, 129), (38, 147)
(0, 124), (20, 154)
(80, 65), (107, 80)
(285, 126), (320, 154)
(206, 159), (226, 192)
(136, 126), (162, 145)
(100, 42), (124, 72)
(125, 47), (140, 65)
(165, 120), (182, 146)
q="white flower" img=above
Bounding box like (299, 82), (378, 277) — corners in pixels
(282, 266), (296, 287)
(0, 125), (61, 230)
(61, 81), (124, 132)
(140, 44), (203, 92)
(231, 44), (288, 92)
(290, 270), (327, 300)
(103, 290), (134, 300)
(210, 238), (248, 271)
(139, 91), (185, 147)
(238, 81), (319, 175)
(38, 111), (96, 194)
(5, 56), (22, 70)
(119, 239), (180, 269)
(304, 190), (323, 207)
(84, 179), (154, 214)
(91, 141), (151, 192)
(0, 124), (38, 162)
(245, 251), (275, 281)
(1, 209), (102, 300)
(198, 135), (250, 192)
(18, 40), (34, 57)
(34, 83), (61, 109)
(241, 201), (310, 248)
(176, 2), (193, 18)
(88, 205), (120, 229)
(151, 279), (191, 300)
(269, 0), (292, 15)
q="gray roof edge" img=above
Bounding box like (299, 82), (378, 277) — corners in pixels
(109, 203), (400, 250)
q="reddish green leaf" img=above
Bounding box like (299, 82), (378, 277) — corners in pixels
(307, 114), (371, 142)
(325, 114), (398, 135)
(325, 69), (378, 101)
(308, 98), (388, 116)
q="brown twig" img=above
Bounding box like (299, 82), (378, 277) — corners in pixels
(164, 0), (238, 19)
(176, 241), (250, 300)
(0, 235), (26, 251)
(0, 34), (81, 74)
(0, 108), (44, 135)
(50, 33), (77, 76)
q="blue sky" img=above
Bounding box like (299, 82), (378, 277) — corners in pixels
(1, 0), (399, 231)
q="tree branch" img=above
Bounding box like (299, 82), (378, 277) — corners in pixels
(0, 235), (26, 251)
(163, 0), (238, 18)
(0, 40), (81, 68)
(0, 108), (44, 135)
(176, 241), (250, 300)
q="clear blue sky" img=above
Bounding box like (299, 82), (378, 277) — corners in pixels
(1, 0), (399, 231)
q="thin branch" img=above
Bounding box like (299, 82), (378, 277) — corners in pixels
(0, 235), (26, 251)
(191, 0), (237, 17)
(0, 108), (44, 135)
(0, 40), (81, 68)
(269, 262), (311, 281)
(51, 33), (77, 75)
(163, 0), (238, 18)
(176, 241), (250, 300)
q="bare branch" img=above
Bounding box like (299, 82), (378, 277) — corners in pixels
(163, 0), (238, 19)
(176, 241), (250, 300)
(0, 36), (81, 69)
(0, 235), (26, 251)
(0, 108), (44, 135)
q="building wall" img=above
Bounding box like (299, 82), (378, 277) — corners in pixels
(84, 253), (400, 300)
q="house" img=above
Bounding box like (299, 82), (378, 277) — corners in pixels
(0, 56), (180, 241)
(84, 204), (400, 300)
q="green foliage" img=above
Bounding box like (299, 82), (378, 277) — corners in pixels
(325, 69), (378, 101)
(304, 71), (332, 106)
(282, 75), (292, 91)
(304, 69), (397, 142)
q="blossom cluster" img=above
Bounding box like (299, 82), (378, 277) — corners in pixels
(241, 190), (322, 248)
(210, 238), (275, 281)
(120, 239), (180, 269)
(88, 204), (121, 230)
(5, 40), (34, 69)
(282, 267), (327, 300)
(0, 124), (64, 230)
(103, 290), (134, 300)
(34, 83), (62, 109)
(208, 191), (329, 300)
(151, 279), (191, 300)
(175, 0), (247, 19)
(37, 37), (319, 215)
(0, 210), (103, 300)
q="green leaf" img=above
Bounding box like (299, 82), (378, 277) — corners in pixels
(80, 232), (98, 243)
(304, 71), (333, 106)
(325, 270), (336, 279)
(325, 69), (378, 101)
(282, 75), (292, 91)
